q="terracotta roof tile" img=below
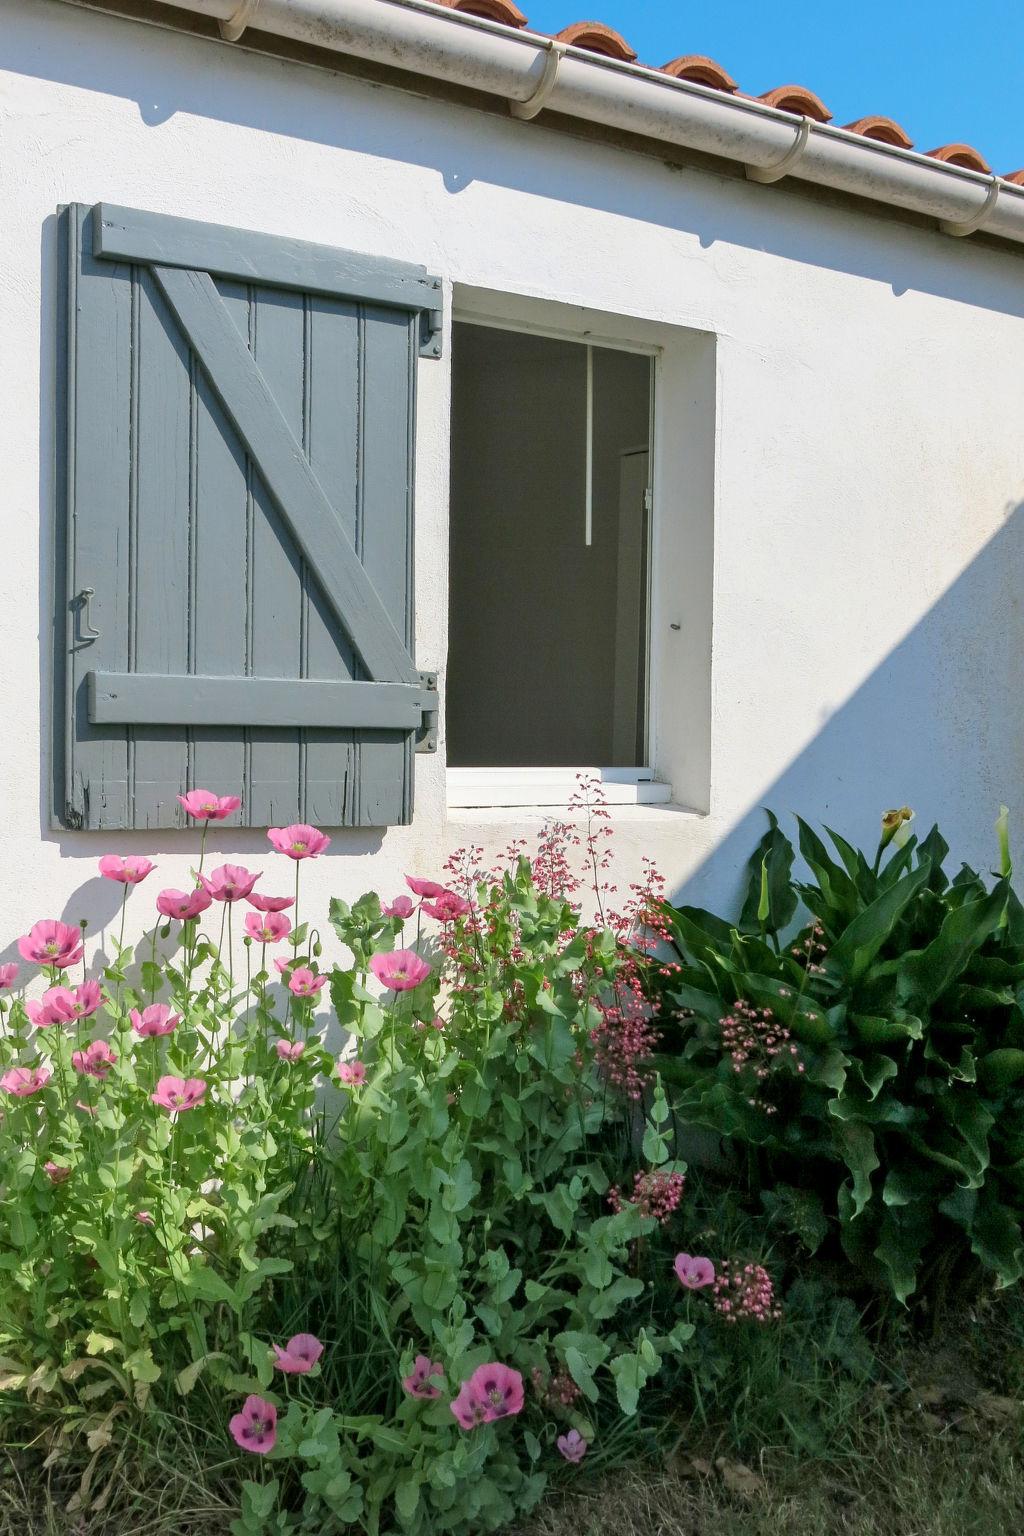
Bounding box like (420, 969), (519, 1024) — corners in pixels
(660, 55), (738, 93)
(843, 115), (914, 149)
(435, 0), (528, 24)
(926, 143), (992, 173)
(428, 8), (1020, 180)
(554, 22), (637, 61)
(757, 84), (832, 123)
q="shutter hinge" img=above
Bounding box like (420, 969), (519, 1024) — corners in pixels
(419, 277), (444, 360)
(415, 672), (439, 753)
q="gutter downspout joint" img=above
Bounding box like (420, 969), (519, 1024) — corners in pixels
(745, 116), (812, 184)
(509, 39), (566, 121)
(219, 0), (262, 43)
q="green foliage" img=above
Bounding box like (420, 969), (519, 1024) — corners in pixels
(657, 812), (1024, 1306)
(0, 846), (696, 1534)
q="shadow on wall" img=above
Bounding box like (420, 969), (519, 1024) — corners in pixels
(11, 4), (1024, 320)
(674, 500), (1024, 921)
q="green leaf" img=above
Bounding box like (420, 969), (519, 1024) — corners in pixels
(828, 861), (931, 981)
(395, 1477), (421, 1523)
(739, 813), (797, 936)
(978, 1048), (1024, 1091)
(898, 882), (1009, 1007)
(833, 1121), (879, 1219)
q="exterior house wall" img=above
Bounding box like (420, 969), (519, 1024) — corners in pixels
(2, 0), (1024, 963)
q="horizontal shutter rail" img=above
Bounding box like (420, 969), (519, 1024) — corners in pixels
(88, 673), (438, 731)
(94, 203), (442, 316)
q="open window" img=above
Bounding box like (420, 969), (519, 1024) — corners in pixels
(447, 319), (667, 806)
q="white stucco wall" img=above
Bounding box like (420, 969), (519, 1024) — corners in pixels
(2, 0), (1024, 968)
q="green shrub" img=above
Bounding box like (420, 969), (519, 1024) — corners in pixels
(655, 811), (1024, 1307)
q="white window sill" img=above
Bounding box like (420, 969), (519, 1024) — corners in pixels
(446, 766), (673, 811)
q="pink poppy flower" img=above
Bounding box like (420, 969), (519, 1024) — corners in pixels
(98, 854), (155, 885)
(468, 1362), (524, 1421)
(338, 1059), (366, 1087)
(228, 1395), (277, 1455)
(26, 993), (67, 1028)
(177, 789), (241, 821)
(271, 1333), (324, 1375)
(18, 921), (84, 970)
(421, 891), (472, 923)
(288, 968), (329, 999)
(674, 1253), (715, 1290)
(0, 963), (19, 989)
(130, 1004), (180, 1038)
(405, 876), (447, 900)
(402, 1355), (444, 1400)
(273, 957), (294, 977)
(275, 1040), (305, 1062)
(247, 892), (294, 914)
(198, 864), (261, 903)
(71, 1039), (117, 1080)
(156, 887), (212, 921)
(244, 911), (292, 945)
(44, 1161), (71, 1185)
(556, 1429), (588, 1463)
(135, 1211), (155, 1226)
(450, 1380), (490, 1431)
(382, 896), (415, 920)
(369, 949), (431, 992)
(29, 981), (104, 1029)
(1, 1065), (51, 1097)
(151, 1075), (206, 1113)
(451, 1363), (524, 1429)
(266, 824), (331, 860)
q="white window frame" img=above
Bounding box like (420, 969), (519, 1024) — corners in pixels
(445, 287), (715, 818)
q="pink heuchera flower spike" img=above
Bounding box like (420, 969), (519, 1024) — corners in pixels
(178, 789), (241, 821)
(369, 950), (431, 992)
(44, 1161), (71, 1185)
(130, 1004), (180, 1038)
(271, 1333), (324, 1375)
(402, 1355), (445, 1400)
(382, 895), (415, 920)
(275, 1040), (305, 1062)
(266, 824), (331, 860)
(405, 876), (447, 900)
(244, 911), (292, 945)
(0, 963), (19, 989)
(151, 1075), (207, 1113)
(674, 1253), (716, 1290)
(288, 968), (329, 999)
(556, 1429), (588, 1463)
(338, 1059), (366, 1087)
(1, 1066), (51, 1097)
(98, 854), (155, 885)
(247, 892), (294, 914)
(198, 865), (261, 903)
(18, 921), (84, 970)
(228, 1395), (277, 1455)
(71, 1039), (117, 1080)
(156, 887), (212, 921)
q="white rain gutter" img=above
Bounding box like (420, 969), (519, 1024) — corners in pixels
(97, 0), (1024, 246)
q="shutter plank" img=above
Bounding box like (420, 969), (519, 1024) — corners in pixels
(248, 288), (305, 828)
(304, 295), (361, 825)
(189, 281), (250, 819)
(130, 270), (191, 827)
(66, 207), (131, 830)
(356, 307), (417, 824)
(151, 265), (418, 686)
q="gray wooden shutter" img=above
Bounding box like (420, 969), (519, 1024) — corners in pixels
(54, 203), (441, 831)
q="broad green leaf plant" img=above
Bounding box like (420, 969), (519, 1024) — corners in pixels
(656, 809), (1024, 1308)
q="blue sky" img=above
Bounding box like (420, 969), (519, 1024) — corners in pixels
(520, 2), (1024, 174)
